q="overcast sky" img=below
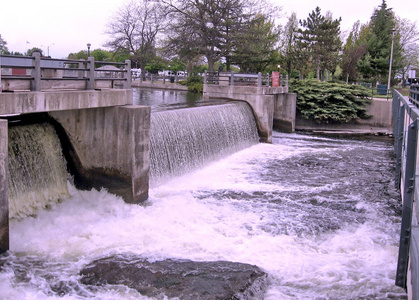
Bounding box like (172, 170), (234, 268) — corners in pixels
(0, 0), (417, 59)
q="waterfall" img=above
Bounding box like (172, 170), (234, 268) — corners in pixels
(8, 122), (69, 219)
(150, 101), (259, 185)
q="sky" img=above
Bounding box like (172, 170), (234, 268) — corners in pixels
(0, 0), (417, 59)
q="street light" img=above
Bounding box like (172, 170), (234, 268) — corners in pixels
(87, 43), (91, 57)
(387, 29), (396, 99)
(47, 43), (54, 57)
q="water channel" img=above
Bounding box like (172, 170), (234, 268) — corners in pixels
(0, 88), (407, 299)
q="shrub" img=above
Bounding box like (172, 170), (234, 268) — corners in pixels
(289, 79), (372, 123)
(184, 74), (203, 93)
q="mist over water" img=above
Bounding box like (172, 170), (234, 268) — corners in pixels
(1, 132), (406, 299)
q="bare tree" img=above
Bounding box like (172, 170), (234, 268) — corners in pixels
(105, 0), (167, 77)
(396, 17), (419, 86)
(161, 0), (277, 72)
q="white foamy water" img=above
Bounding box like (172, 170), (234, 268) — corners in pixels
(1, 132), (406, 299)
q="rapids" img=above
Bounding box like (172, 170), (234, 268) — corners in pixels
(0, 132), (406, 299)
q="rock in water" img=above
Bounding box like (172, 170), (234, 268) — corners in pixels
(80, 254), (268, 299)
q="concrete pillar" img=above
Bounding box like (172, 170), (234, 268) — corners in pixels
(87, 57), (95, 90)
(273, 93), (297, 133)
(31, 52), (41, 91)
(50, 105), (150, 203)
(124, 60), (132, 89)
(0, 119), (8, 253)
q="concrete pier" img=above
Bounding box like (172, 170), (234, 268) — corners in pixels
(50, 105), (150, 203)
(0, 119), (8, 253)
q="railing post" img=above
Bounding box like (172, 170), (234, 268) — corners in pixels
(124, 59), (131, 89)
(86, 57), (95, 90)
(257, 72), (262, 87)
(285, 75), (289, 87)
(31, 51), (41, 91)
(230, 71), (234, 86)
(204, 70), (207, 84)
(78, 60), (84, 79)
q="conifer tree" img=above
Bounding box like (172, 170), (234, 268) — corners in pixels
(357, 0), (401, 83)
(295, 7), (342, 81)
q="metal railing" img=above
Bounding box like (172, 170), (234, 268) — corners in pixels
(393, 85), (419, 297)
(0, 53), (131, 92)
(203, 71), (288, 88)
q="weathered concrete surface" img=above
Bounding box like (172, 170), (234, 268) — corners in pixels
(80, 254), (268, 300)
(204, 85), (285, 143)
(295, 98), (393, 134)
(273, 93), (297, 133)
(50, 105), (150, 203)
(0, 120), (8, 253)
(0, 89), (133, 116)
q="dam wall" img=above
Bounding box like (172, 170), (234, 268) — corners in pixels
(204, 84), (295, 143)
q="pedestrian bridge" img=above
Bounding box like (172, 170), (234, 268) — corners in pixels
(0, 52), (133, 114)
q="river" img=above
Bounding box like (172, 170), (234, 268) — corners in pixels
(0, 89), (407, 299)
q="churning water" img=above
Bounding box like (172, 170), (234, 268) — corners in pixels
(0, 130), (406, 299)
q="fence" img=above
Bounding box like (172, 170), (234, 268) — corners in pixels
(0, 52), (131, 92)
(203, 71), (288, 88)
(393, 84), (419, 298)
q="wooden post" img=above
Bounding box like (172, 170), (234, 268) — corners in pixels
(31, 51), (41, 91)
(87, 57), (95, 90)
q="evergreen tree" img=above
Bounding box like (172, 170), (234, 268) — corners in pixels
(0, 34), (8, 55)
(231, 14), (281, 72)
(357, 0), (401, 83)
(296, 7), (342, 81)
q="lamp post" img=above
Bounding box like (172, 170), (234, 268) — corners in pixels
(47, 43), (54, 57)
(387, 29), (395, 100)
(87, 43), (91, 57)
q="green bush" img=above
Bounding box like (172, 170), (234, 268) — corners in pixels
(289, 79), (372, 123)
(184, 74), (203, 93)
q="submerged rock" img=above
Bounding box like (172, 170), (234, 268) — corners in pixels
(80, 254), (267, 299)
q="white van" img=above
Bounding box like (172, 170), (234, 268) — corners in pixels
(131, 68), (141, 78)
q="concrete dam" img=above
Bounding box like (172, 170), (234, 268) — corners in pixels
(0, 54), (408, 298)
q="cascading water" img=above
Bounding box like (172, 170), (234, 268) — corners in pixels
(7, 122), (69, 219)
(149, 102), (259, 186)
(0, 98), (406, 299)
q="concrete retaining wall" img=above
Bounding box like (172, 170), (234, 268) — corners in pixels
(0, 119), (8, 253)
(295, 99), (393, 134)
(50, 105), (150, 203)
(273, 93), (297, 133)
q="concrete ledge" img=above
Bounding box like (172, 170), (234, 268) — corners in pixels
(131, 81), (188, 91)
(0, 89), (133, 115)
